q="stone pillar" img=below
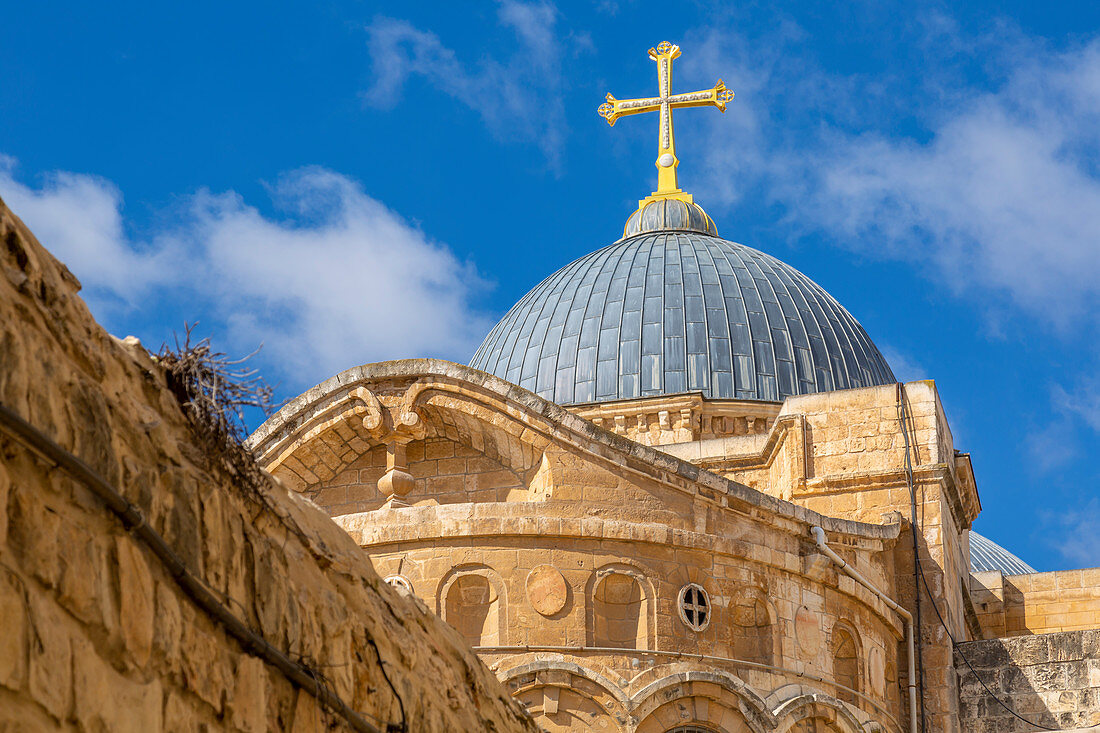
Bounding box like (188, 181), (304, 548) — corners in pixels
(377, 438), (415, 508)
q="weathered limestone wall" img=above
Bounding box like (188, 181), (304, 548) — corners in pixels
(956, 630), (1100, 732)
(786, 385), (972, 733)
(338, 500), (906, 731)
(0, 198), (536, 732)
(663, 381), (982, 733)
(972, 569), (1100, 639)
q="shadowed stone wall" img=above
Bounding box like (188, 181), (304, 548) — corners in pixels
(0, 197), (537, 732)
(956, 629), (1100, 732)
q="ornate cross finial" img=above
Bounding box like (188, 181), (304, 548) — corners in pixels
(599, 41), (734, 205)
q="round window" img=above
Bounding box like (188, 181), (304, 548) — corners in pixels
(384, 574), (413, 593)
(678, 583), (710, 631)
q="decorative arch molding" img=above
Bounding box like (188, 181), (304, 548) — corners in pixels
(498, 659), (629, 727)
(495, 661), (893, 733)
(247, 360), (900, 548)
(772, 693), (868, 733)
(720, 582), (782, 666)
(437, 564), (508, 647)
(829, 618), (864, 704)
(629, 670), (772, 733)
(586, 562), (658, 650)
(498, 658), (630, 708)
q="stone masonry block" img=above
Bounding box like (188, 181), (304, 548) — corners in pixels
(28, 596), (72, 719)
(72, 636), (163, 733)
(116, 536), (155, 668)
(180, 621), (229, 713)
(1006, 634), (1051, 666)
(9, 487), (61, 588)
(0, 568), (27, 691)
(424, 441), (455, 460)
(0, 461), (8, 546)
(153, 582), (182, 667)
(229, 656), (267, 733)
(57, 526), (108, 631)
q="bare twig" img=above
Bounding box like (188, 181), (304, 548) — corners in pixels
(155, 323), (281, 493)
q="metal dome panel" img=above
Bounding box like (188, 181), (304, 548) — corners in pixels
(469, 231), (895, 405)
(970, 532), (1037, 575)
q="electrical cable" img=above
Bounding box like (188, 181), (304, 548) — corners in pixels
(896, 383), (928, 733)
(895, 386), (1059, 732)
(365, 636), (408, 733)
(915, 551), (1057, 731)
(0, 401), (398, 733)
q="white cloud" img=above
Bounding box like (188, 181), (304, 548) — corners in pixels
(363, 1), (570, 168)
(1024, 418), (1079, 471)
(1053, 377), (1100, 433)
(686, 36), (773, 207)
(0, 156), (183, 298)
(800, 40), (1100, 327)
(1045, 497), (1100, 568)
(0, 160), (491, 384)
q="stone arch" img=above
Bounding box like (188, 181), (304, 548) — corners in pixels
(499, 660), (627, 732)
(630, 670), (773, 733)
(636, 698), (754, 733)
(438, 564), (506, 647)
(772, 695), (865, 733)
(587, 563), (655, 650)
(829, 620), (862, 704)
(728, 586), (779, 666)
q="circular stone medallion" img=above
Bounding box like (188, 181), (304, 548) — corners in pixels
(658, 153), (675, 167)
(526, 565), (568, 616)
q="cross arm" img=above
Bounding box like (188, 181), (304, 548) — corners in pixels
(597, 93), (662, 126)
(667, 79), (735, 113)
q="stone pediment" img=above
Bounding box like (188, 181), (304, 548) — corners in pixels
(248, 359), (898, 547)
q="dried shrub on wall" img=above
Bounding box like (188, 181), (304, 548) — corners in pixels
(155, 324), (281, 492)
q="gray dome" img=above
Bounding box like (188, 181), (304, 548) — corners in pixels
(470, 230), (895, 405)
(970, 532), (1037, 575)
(624, 197), (718, 237)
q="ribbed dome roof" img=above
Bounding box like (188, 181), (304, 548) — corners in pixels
(470, 230), (895, 405)
(623, 197), (718, 237)
(970, 532), (1037, 575)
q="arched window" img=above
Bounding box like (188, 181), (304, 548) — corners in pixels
(384, 574), (413, 593)
(445, 574), (499, 646)
(831, 624), (860, 704)
(592, 572), (645, 649)
(665, 726), (720, 733)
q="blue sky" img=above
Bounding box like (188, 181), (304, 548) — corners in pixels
(3, 0), (1100, 572)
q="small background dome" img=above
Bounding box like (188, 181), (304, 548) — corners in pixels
(470, 230), (895, 405)
(969, 532), (1037, 575)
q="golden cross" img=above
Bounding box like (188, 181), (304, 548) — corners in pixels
(599, 41), (733, 202)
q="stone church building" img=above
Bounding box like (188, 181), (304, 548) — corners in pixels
(248, 42), (1100, 733)
(2, 39), (1099, 733)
